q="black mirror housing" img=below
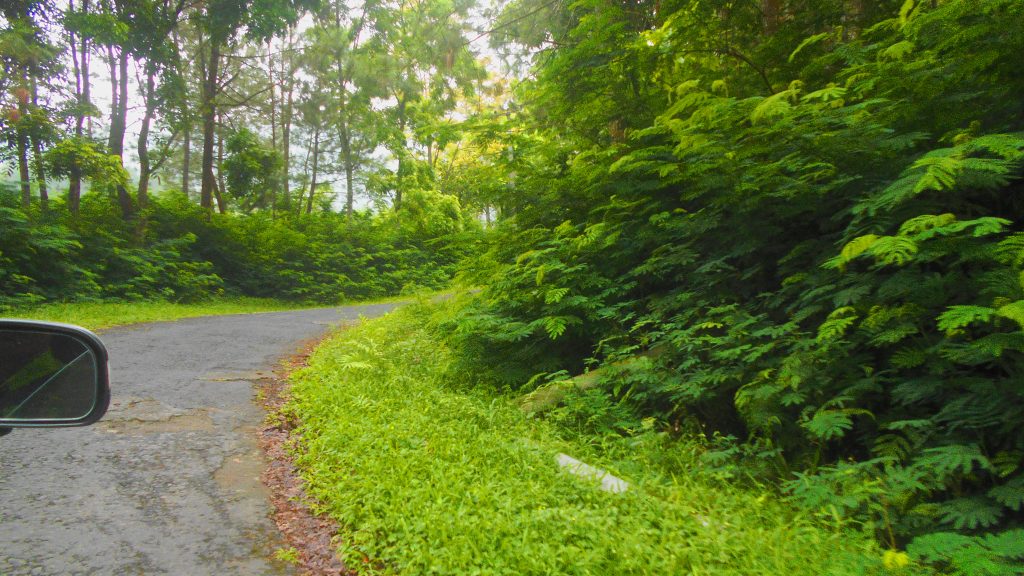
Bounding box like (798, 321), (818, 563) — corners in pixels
(0, 320), (110, 429)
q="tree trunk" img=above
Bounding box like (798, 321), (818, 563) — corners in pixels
(343, 138), (354, 218)
(17, 130), (31, 209)
(137, 65), (157, 209)
(31, 138), (48, 210)
(281, 35), (294, 211)
(268, 40), (277, 151)
(182, 122), (191, 194)
(29, 72), (48, 210)
(68, 0), (84, 215)
(306, 122), (320, 215)
(107, 47), (133, 219)
(215, 119), (227, 214)
(395, 94), (407, 211)
(82, 0), (92, 138)
(762, 0), (781, 34)
(200, 39), (220, 211)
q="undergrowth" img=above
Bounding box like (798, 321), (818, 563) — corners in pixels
(286, 301), (906, 575)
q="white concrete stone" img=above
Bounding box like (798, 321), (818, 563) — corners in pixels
(556, 453), (629, 494)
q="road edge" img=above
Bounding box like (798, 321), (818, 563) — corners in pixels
(257, 336), (351, 576)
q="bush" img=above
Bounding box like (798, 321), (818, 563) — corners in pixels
(287, 301), (892, 575)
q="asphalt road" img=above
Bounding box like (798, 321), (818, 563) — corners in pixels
(0, 304), (398, 576)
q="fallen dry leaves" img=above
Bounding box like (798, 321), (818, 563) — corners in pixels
(257, 338), (350, 576)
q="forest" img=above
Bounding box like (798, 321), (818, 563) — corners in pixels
(4, 0), (1024, 573)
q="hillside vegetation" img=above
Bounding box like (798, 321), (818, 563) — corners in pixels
(288, 301), (889, 575)
(438, 0), (1024, 572)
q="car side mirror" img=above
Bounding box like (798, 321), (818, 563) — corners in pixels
(0, 320), (110, 434)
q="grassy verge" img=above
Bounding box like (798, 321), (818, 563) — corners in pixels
(286, 302), (899, 575)
(3, 298), (323, 331)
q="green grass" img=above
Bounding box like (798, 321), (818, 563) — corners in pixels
(0, 290), (456, 331)
(2, 298), (324, 331)
(286, 302), (903, 575)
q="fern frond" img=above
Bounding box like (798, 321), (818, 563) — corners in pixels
(937, 497), (1003, 530)
(988, 477), (1024, 512)
(937, 305), (995, 334)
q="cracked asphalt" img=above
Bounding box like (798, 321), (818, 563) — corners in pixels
(0, 304), (398, 575)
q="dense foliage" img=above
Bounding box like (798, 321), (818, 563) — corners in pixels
(288, 301), (884, 575)
(0, 185), (476, 309)
(444, 0), (1024, 571)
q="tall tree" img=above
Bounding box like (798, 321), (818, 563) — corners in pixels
(65, 0), (95, 215)
(368, 0), (483, 210)
(191, 0), (311, 212)
(0, 0), (55, 209)
(305, 0), (379, 216)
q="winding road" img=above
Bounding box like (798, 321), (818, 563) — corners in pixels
(0, 304), (398, 575)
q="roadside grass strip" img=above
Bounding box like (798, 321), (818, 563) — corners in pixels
(6, 298), (333, 330)
(287, 305), (887, 575)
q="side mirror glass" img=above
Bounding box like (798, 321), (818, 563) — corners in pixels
(0, 320), (110, 428)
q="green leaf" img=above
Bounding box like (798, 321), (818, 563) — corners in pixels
(914, 444), (993, 477)
(804, 409), (854, 441)
(995, 300), (1024, 329)
(988, 478), (1024, 511)
(868, 236), (918, 266)
(908, 532), (976, 562)
(880, 40), (914, 61)
(938, 497), (1003, 530)
(839, 234), (879, 263)
(750, 90), (796, 124)
(788, 32), (831, 63)
(937, 305), (996, 334)
(544, 287), (569, 304)
(816, 307), (857, 343)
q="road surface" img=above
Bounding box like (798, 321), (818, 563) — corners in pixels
(0, 304), (397, 575)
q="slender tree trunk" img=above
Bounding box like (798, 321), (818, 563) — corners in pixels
(200, 39), (220, 211)
(14, 67), (31, 208)
(306, 122), (320, 215)
(68, 7), (83, 215)
(762, 0), (781, 34)
(395, 95), (407, 211)
(215, 117), (227, 214)
(107, 47), (132, 219)
(343, 133), (354, 218)
(17, 130), (31, 209)
(174, 29), (190, 196)
(82, 0), (92, 138)
(214, 185), (226, 214)
(137, 65), (157, 209)
(268, 40), (277, 150)
(280, 54), (292, 208)
(281, 34), (294, 210)
(28, 72), (48, 210)
(182, 123), (191, 194)
(31, 139), (48, 210)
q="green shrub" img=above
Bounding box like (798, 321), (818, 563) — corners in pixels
(442, 0), (1024, 568)
(287, 302), (896, 575)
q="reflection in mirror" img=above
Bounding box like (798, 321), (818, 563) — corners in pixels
(0, 330), (99, 421)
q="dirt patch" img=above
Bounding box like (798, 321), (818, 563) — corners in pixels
(99, 398), (215, 434)
(215, 431), (272, 501)
(257, 339), (350, 576)
(203, 370), (277, 382)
